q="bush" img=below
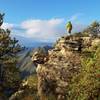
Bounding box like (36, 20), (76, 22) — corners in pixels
(67, 44), (100, 100)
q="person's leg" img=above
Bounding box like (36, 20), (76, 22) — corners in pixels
(68, 27), (72, 34)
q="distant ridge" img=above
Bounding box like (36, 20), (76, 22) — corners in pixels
(11, 34), (53, 47)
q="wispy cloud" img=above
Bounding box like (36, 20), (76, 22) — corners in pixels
(69, 13), (84, 22)
(68, 13), (87, 33)
(2, 15), (87, 42)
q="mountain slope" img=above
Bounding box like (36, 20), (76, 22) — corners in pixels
(17, 45), (53, 78)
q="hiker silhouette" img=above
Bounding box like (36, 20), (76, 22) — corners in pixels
(66, 21), (72, 34)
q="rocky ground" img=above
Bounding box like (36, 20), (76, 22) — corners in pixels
(32, 34), (100, 100)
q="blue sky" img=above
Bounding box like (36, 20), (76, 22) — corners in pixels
(0, 0), (100, 44)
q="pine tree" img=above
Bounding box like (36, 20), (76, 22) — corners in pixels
(0, 13), (22, 97)
(84, 21), (100, 37)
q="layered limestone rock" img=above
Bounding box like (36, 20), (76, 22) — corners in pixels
(31, 35), (100, 100)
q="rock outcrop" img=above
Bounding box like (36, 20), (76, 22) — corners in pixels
(31, 35), (100, 100)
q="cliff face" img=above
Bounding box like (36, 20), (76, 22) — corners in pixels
(31, 35), (100, 100)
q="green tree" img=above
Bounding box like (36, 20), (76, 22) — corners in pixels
(0, 13), (22, 97)
(84, 21), (100, 37)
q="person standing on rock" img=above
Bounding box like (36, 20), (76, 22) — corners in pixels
(66, 21), (72, 34)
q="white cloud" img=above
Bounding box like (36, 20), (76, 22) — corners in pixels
(2, 23), (14, 29)
(21, 18), (65, 42)
(2, 16), (87, 42)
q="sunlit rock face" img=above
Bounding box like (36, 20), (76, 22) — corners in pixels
(31, 49), (48, 66)
(31, 35), (100, 100)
